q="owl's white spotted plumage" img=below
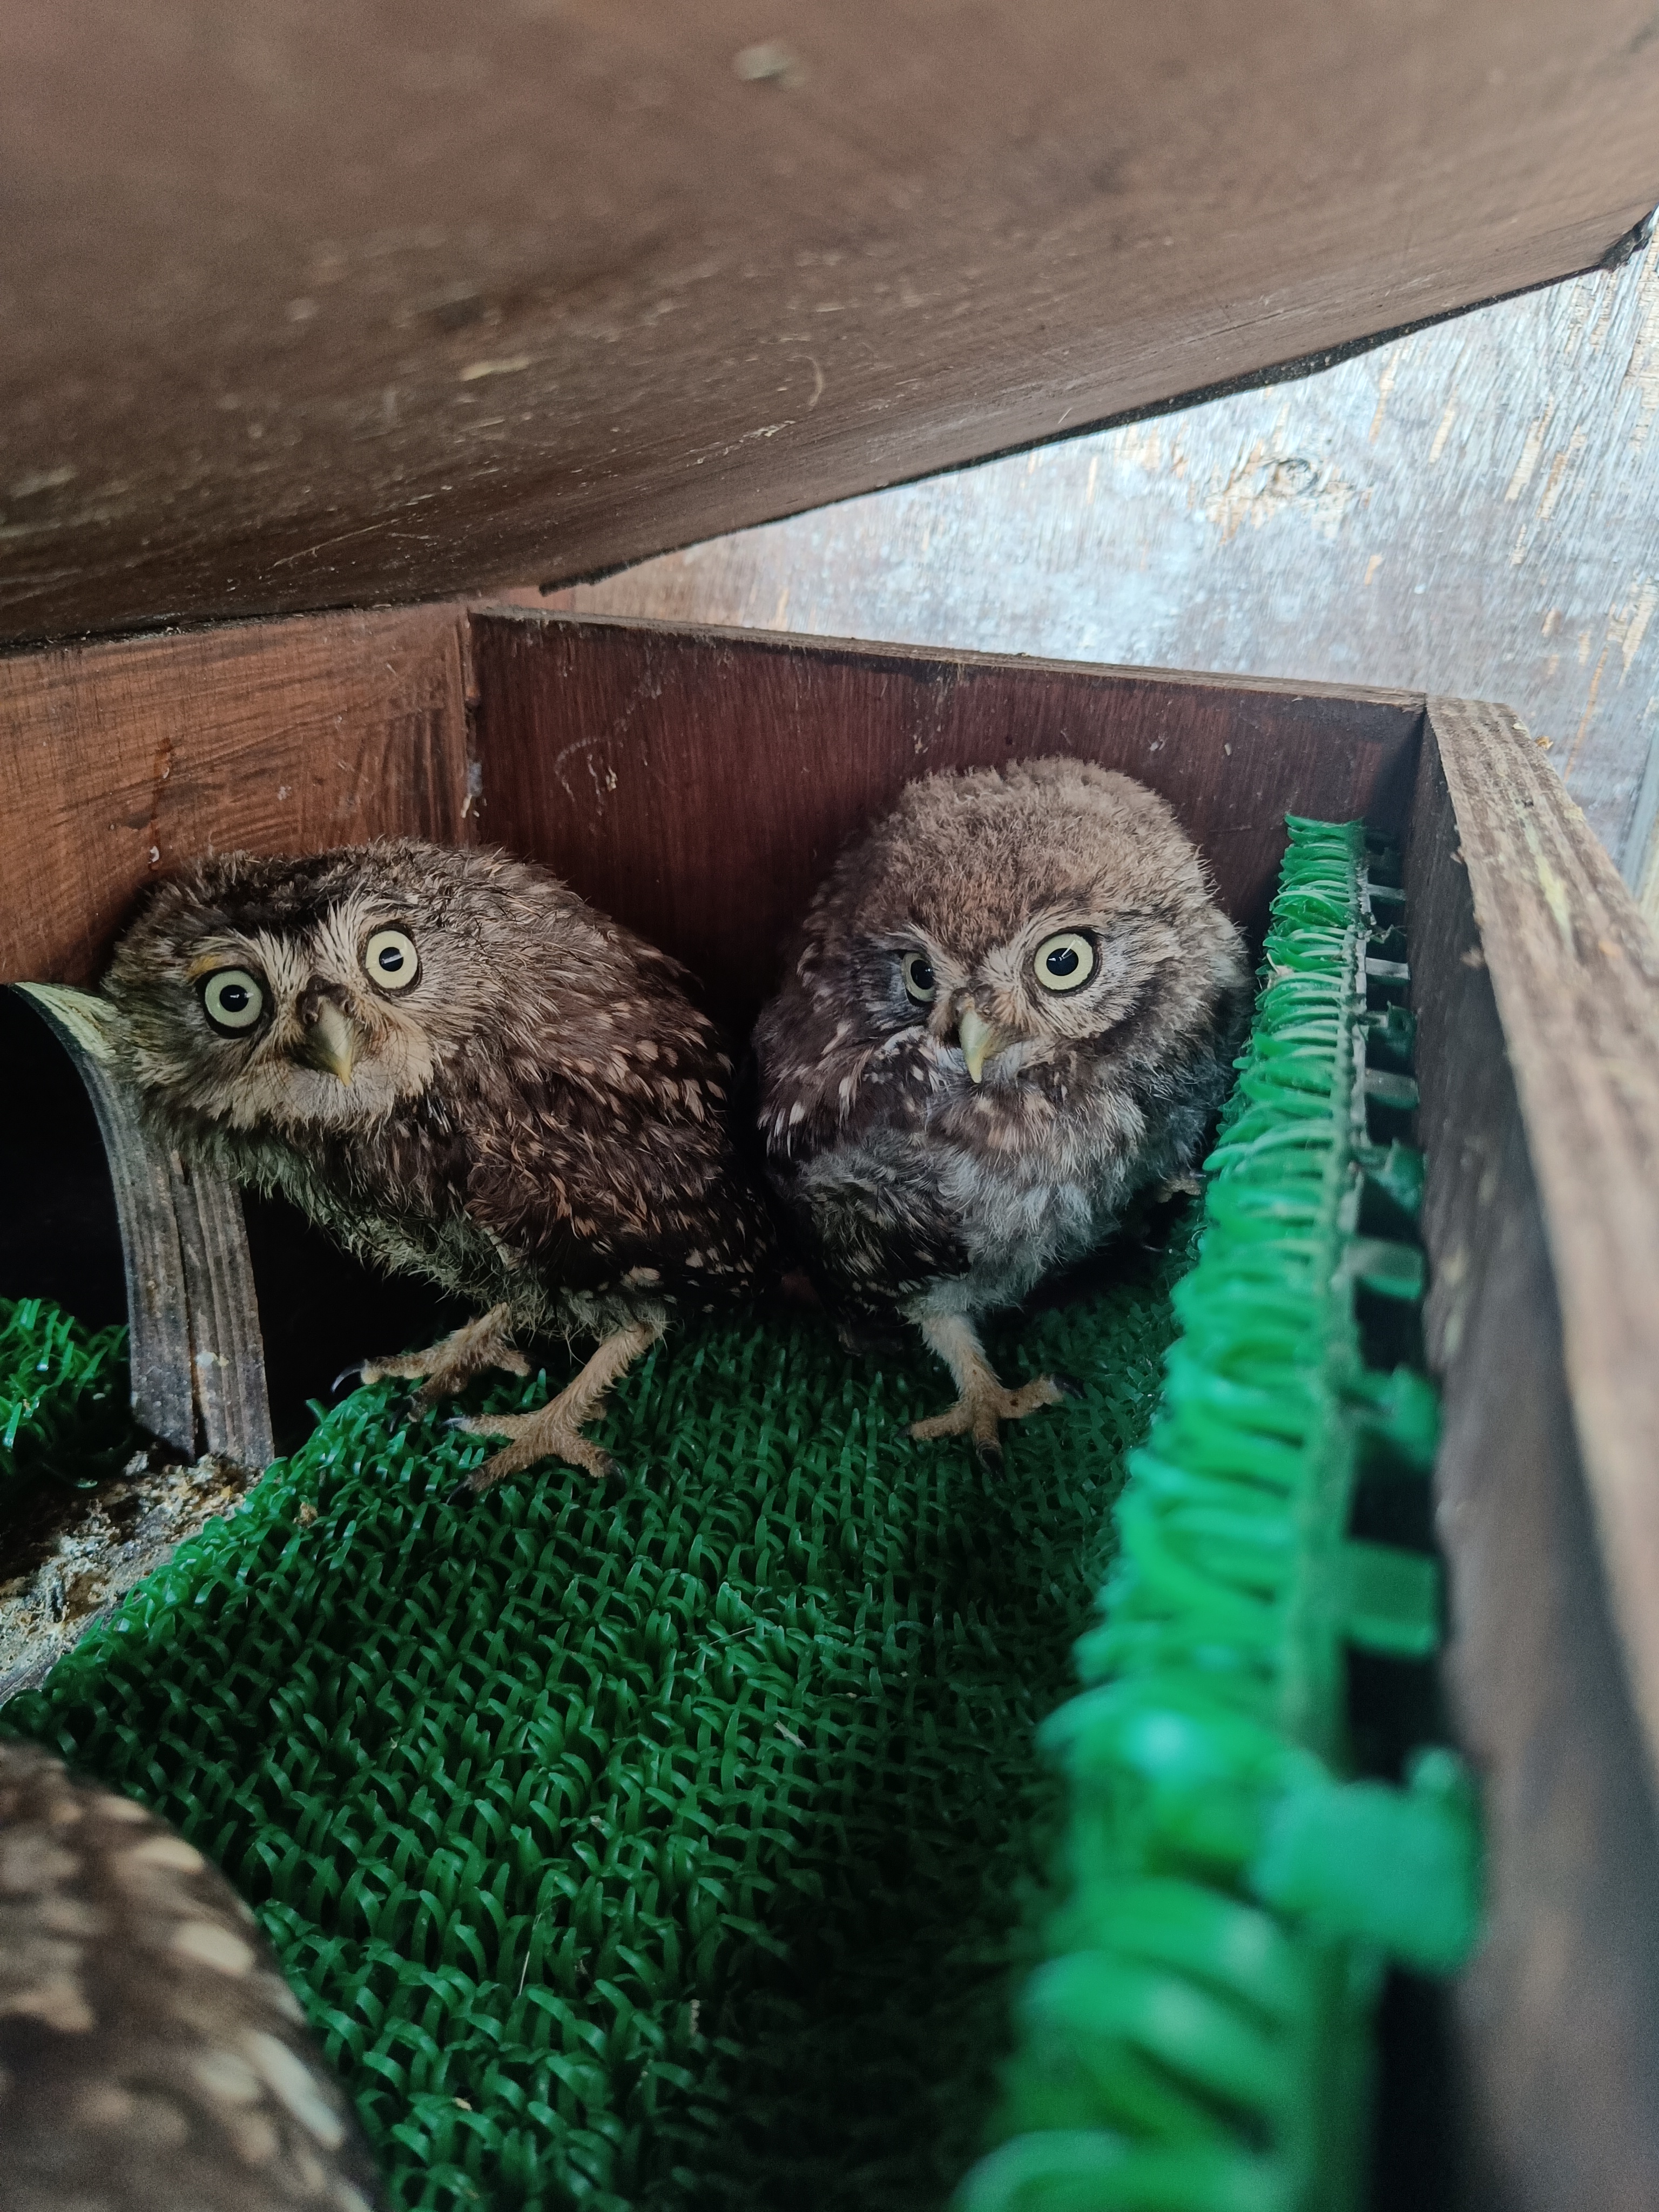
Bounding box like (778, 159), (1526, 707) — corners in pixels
(0, 1738), (383, 2210)
(104, 840), (773, 1489)
(753, 760), (1251, 1453)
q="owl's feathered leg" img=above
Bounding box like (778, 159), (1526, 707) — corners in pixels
(908, 1309), (1074, 1460)
(356, 1302), (531, 1408)
(451, 1317), (666, 1490)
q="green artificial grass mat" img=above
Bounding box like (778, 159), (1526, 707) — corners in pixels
(1, 1293), (135, 1494)
(3, 1231), (1196, 2211)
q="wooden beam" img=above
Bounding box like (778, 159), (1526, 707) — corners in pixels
(2, 2), (1656, 643)
(465, 609), (1424, 1031)
(0, 604), (474, 987)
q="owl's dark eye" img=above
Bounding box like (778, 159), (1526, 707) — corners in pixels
(900, 952), (937, 1004)
(363, 927), (420, 992)
(1033, 932), (1096, 993)
(200, 967), (266, 1034)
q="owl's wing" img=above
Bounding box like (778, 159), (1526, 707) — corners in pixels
(464, 1067), (772, 1300)
(777, 1145), (970, 1330)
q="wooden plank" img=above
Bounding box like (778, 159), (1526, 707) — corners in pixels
(0, 603), (474, 987)
(1, 3), (1657, 643)
(1425, 698), (1659, 1789)
(546, 231), (1659, 893)
(467, 609), (1422, 1030)
(1407, 737), (1659, 2211)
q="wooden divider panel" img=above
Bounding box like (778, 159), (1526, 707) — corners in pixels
(466, 609), (1423, 1028)
(0, 603), (473, 987)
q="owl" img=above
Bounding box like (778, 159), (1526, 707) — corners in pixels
(104, 840), (773, 1490)
(753, 759), (1251, 1454)
(0, 1737), (383, 2210)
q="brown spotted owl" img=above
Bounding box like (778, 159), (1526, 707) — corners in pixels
(753, 760), (1251, 1453)
(0, 1736), (383, 2210)
(103, 840), (773, 1488)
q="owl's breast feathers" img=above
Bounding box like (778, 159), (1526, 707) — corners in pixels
(237, 1006), (774, 1324)
(760, 1026), (1235, 1326)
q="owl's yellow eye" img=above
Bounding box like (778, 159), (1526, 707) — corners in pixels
(1033, 932), (1096, 993)
(201, 968), (266, 1034)
(363, 927), (420, 992)
(900, 951), (938, 1004)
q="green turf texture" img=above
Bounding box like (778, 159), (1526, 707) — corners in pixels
(0, 1293), (134, 1493)
(3, 1238), (1193, 2211)
(961, 820), (1479, 2212)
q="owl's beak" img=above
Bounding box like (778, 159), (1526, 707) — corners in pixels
(295, 997), (358, 1085)
(956, 1000), (1011, 1084)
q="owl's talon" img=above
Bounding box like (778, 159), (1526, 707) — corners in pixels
(911, 1311), (1076, 1458)
(444, 1317), (661, 1496)
(453, 1412), (613, 1491)
(356, 1302), (530, 1407)
(1050, 1372), (1085, 1403)
(331, 1364), (363, 1398)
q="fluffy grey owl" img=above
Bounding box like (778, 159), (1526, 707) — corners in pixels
(753, 760), (1251, 1453)
(105, 840), (773, 1488)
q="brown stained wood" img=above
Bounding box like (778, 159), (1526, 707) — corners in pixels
(0, 603), (474, 988)
(1425, 699), (1659, 1792)
(467, 609), (1423, 1030)
(1407, 746), (1659, 2212)
(1, 3), (1657, 644)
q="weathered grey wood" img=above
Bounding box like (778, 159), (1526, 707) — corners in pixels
(1407, 745), (1659, 2212)
(1424, 698), (1659, 1793)
(12, 984), (195, 1458)
(551, 229), (1659, 897)
(9, 983), (273, 1471)
(169, 1147), (274, 1474)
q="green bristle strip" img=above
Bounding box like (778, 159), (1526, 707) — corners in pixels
(0, 1295), (134, 1491)
(958, 818), (1480, 2212)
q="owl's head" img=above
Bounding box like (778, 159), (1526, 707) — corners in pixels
(104, 839), (599, 1137)
(759, 759), (1248, 1142)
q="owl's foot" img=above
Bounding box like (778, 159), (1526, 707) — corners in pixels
(356, 1303), (530, 1411)
(909, 1373), (1070, 1456)
(1156, 1172), (1204, 1202)
(909, 1310), (1076, 1461)
(450, 1318), (664, 1493)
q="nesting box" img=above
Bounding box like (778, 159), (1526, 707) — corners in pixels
(5, 5), (1659, 2195)
(3, 602), (1658, 2207)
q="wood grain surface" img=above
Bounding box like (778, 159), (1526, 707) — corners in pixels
(1, 2), (1656, 643)
(1409, 739), (1659, 2212)
(0, 603), (473, 986)
(1425, 698), (1659, 1790)
(550, 229), (1659, 899)
(467, 609), (1424, 1028)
